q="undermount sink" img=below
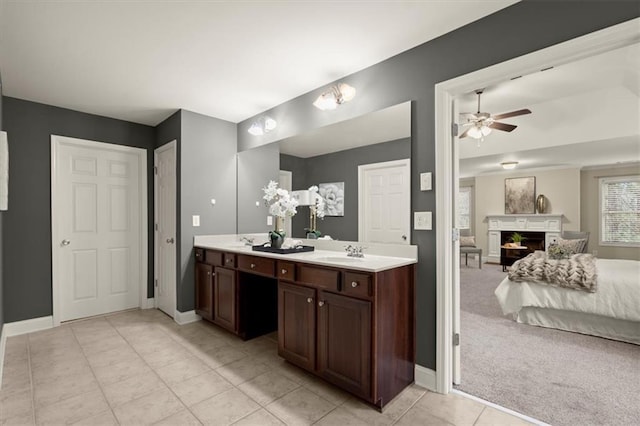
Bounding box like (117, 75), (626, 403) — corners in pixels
(316, 256), (365, 263)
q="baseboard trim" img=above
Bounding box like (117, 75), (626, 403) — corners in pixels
(0, 324), (6, 389)
(141, 297), (156, 309)
(452, 389), (550, 426)
(415, 365), (437, 392)
(174, 310), (201, 325)
(4, 316), (54, 337)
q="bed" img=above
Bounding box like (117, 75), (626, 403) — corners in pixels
(495, 257), (640, 344)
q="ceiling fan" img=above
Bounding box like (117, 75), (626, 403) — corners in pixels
(459, 89), (531, 140)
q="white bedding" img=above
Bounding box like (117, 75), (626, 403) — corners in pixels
(495, 258), (640, 322)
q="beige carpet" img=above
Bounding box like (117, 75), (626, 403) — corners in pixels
(455, 261), (640, 426)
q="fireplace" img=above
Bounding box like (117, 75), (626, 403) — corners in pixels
(500, 231), (545, 270)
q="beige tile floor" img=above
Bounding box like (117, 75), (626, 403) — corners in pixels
(1, 309), (534, 425)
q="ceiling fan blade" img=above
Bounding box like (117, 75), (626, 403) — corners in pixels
(492, 109), (532, 120)
(489, 122), (517, 132)
(459, 128), (470, 138)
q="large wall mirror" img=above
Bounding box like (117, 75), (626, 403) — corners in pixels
(237, 101), (412, 244)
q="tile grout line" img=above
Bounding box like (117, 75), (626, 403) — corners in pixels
(390, 389), (432, 426)
(68, 320), (121, 425)
(472, 406), (488, 426)
(26, 335), (37, 426)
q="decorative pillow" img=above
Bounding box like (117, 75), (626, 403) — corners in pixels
(460, 236), (476, 247)
(557, 238), (586, 254)
(547, 243), (573, 260)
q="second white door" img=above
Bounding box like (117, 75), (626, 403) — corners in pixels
(358, 159), (411, 244)
(155, 141), (177, 317)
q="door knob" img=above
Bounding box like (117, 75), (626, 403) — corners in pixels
(351, 281), (359, 288)
(402, 235), (407, 241)
(307, 297), (313, 303)
(166, 238), (174, 244)
(318, 301), (325, 307)
(61, 239), (71, 246)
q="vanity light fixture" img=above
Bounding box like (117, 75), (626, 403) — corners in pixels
(313, 83), (356, 110)
(501, 161), (519, 170)
(248, 116), (277, 136)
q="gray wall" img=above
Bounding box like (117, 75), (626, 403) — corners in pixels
(178, 110), (237, 312)
(237, 2), (640, 370)
(0, 74), (4, 332)
(1, 97), (155, 322)
(280, 138), (411, 240)
(237, 143), (279, 234)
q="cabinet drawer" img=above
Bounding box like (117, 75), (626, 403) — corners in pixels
(237, 255), (275, 277)
(223, 253), (236, 269)
(277, 261), (295, 281)
(297, 265), (340, 292)
(343, 272), (372, 299)
(205, 250), (223, 266)
(195, 248), (204, 262)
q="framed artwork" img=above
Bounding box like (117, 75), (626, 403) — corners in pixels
(319, 182), (344, 216)
(505, 177), (536, 214)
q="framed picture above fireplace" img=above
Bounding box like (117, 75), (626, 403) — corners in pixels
(505, 176), (536, 214)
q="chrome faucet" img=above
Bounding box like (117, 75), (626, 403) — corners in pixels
(345, 245), (365, 258)
(241, 236), (255, 246)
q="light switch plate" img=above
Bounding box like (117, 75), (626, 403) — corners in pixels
(414, 211), (432, 230)
(267, 216), (273, 226)
(420, 172), (432, 191)
(192, 215), (200, 227)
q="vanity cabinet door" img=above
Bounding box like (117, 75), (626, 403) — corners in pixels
(278, 282), (316, 371)
(317, 291), (371, 399)
(214, 267), (237, 332)
(195, 263), (214, 321)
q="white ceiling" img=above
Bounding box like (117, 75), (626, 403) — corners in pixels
(0, 0), (517, 126)
(458, 43), (640, 177)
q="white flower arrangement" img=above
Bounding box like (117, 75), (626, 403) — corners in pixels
(262, 180), (298, 219)
(308, 185), (326, 219)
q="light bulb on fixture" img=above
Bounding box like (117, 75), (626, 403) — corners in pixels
(247, 116), (277, 136)
(313, 83), (356, 110)
(501, 161), (519, 170)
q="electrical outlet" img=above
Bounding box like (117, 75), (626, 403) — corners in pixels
(414, 211), (432, 230)
(192, 215), (200, 227)
(267, 216), (273, 226)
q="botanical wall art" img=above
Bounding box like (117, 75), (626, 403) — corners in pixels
(319, 182), (344, 216)
(505, 176), (536, 214)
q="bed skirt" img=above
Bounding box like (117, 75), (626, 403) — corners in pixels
(515, 307), (640, 345)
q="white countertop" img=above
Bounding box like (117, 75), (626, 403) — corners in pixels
(194, 234), (417, 273)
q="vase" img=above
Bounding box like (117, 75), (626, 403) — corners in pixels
(270, 217), (285, 249)
(536, 194), (546, 214)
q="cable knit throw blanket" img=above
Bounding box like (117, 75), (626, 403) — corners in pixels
(508, 251), (598, 292)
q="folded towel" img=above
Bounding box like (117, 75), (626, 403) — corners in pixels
(0, 131), (8, 211)
(281, 239), (304, 249)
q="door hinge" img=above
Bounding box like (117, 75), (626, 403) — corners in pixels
(155, 223), (158, 231)
(154, 279), (158, 288)
(154, 166), (158, 175)
(453, 333), (460, 346)
(452, 228), (460, 242)
(451, 123), (459, 137)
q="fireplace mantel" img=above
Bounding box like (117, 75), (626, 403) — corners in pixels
(484, 214), (564, 262)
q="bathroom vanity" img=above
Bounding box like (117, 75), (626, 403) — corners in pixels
(194, 236), (417, 408)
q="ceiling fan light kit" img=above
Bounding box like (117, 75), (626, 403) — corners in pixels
(459, 89), (531, 143)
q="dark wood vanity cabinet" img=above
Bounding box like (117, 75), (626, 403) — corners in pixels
(213, 266), (237, 332)
(195, 261), (213, 320)
(195, 246), (415, 408)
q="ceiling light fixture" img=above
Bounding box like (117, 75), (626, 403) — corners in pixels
(501, 161), (519, 170)
(313, 83), (356, 110)
(248, 116), (277, 136)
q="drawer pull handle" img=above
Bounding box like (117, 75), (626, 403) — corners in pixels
(250, 263), (256, 269)
(351, 281), (359, 288)
(318, 301), (325, 307)
(207, 271), (210, 276)
(307, 297), (313, 303)
(281, 269), (287, 274)
(226, 259), (232, 263)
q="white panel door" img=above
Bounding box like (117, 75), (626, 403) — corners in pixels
(155, 141), (177, 317)
(358, 159), (410, 244)
(53, 136), (142, 322)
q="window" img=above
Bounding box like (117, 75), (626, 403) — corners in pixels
(599, 175), (640, 246)
(458, 186), (472, 230)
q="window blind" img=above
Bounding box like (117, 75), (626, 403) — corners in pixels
(600, 176), (640, 245)
(458, 186), (471, 230)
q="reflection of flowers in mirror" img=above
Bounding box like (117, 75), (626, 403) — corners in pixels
(308, 186), (326, 219)
(262, 180), (298, 218)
